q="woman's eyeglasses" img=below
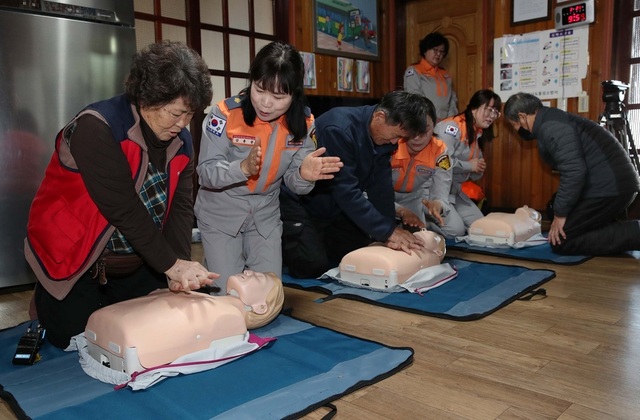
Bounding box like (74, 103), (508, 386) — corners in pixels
(483, 106), (501, 119)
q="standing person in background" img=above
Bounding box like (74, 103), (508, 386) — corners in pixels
(404, 31), (458, 121)
(504, 92), (640, 255)
(391, 97), (452, 230)
(432, 89), (502, 238)
(280, 91), (432, 279)
(195, 41), (342, 294)
(25, 41), (217, 349)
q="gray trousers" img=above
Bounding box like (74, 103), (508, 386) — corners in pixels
(433, 193), (483, 238)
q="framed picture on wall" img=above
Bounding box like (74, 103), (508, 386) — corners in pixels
(313, 0), (380, 61)
(337, 57), (354, 91)
(511, 0), (552, 25)
(301, 52), (317, 89)
(355, 60), (370, 93)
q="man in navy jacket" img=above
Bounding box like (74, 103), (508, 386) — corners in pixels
(280, 91), (433, 278)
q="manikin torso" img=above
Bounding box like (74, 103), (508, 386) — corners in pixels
(339, 230), (446, 289)
(84, 270), (278, 373)
(467, 206), (542, 246)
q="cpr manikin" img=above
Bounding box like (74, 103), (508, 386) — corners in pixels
(466, 206), (544, 247)
(72, 271), (284, 390)
(333, 230), (457, 293)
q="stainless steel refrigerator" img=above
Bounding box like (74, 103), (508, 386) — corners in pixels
(0, 0), (136, 288)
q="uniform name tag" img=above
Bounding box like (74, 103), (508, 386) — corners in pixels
(416, 165), (434, 175)
(286, 134), (303, 147)
(232, 136), (256, 146)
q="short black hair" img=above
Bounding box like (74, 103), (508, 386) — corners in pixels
(419, 32), (449, 57)
(376, 90), (434, 138)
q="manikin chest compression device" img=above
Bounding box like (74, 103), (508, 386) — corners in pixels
(466, 206), (545, 247)
(70, 289), (275, 390)
(333, 230), (458, 292)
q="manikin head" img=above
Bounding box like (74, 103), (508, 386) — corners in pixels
(226, 270), (285, 329)
(515, 205), (542, 223)
(414, 230), (446, 263)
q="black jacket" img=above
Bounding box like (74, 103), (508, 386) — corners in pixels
(532, 106), (640, 217)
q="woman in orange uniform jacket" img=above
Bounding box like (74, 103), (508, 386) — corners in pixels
(195, 41), (342, 293)
(432, 89), (502, 238)
(391, 98), (452, 229)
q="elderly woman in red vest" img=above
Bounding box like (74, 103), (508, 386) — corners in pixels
(25, 41), (217, 349)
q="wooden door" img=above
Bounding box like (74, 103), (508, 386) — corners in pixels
(403, 0), (484, 113)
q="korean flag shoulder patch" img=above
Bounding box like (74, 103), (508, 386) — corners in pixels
(206, 114), (227, 137)
(404, 67), (415, 77)
(444, 124), (459, 136)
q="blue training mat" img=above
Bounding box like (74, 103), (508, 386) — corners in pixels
(0, 315), (413, 420)
(283, 257), (555, 320)
(445, 238), (591, 265)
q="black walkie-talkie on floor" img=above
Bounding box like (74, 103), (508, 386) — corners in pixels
(12, 325), (46, 366)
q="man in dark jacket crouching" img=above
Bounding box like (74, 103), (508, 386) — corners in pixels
(504, 92), (640, 255)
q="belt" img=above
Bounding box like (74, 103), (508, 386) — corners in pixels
(90, 249), (144, 285)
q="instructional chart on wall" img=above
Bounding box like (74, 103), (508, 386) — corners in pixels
(493, 27), (589, 101)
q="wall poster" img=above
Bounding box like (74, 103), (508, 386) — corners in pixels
(493, 27), (589, 102)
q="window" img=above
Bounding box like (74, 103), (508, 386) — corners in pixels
(613, 0), (640, 145)
(134, 0), (276, 109)
(133, 0), (278, 196)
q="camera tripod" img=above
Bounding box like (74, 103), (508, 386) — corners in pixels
(598, 84), (640, 176)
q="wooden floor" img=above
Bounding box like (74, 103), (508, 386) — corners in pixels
(2, 244), (640, 419)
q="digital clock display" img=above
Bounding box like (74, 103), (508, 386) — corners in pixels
(562, 3), (587, 25)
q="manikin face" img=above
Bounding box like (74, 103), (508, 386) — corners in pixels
(226, 270), (274, 315)
(414, 230), (446, 262)
(250, 81), (293, 122)
(140, 97), (194, 141)
(471, 99), (501, 130)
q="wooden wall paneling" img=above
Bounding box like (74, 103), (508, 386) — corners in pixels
(385, 1), (396, 90)
(585, 0), (614, 117)
(509, 135), (525, 208)
(480, 138), (496, 208)
(520, 138), (538, 207)
(481, 0), (503, 209)
(316, 54), (330, 96)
